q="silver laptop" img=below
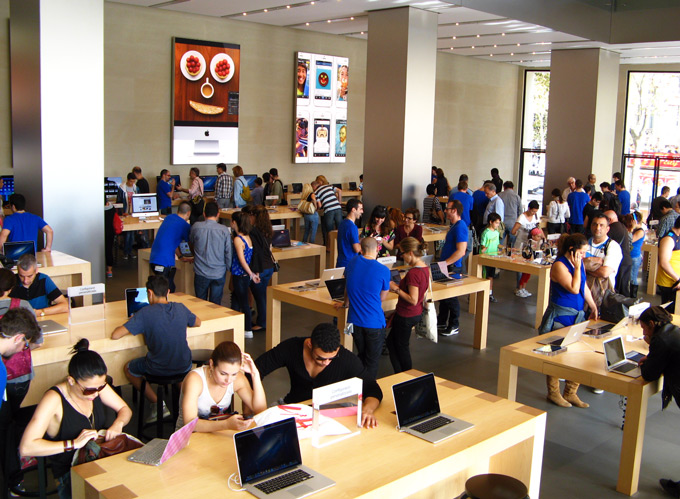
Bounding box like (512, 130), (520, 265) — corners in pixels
(538, 321), (589, 346)
(392, 373), (474, 444)
(39, 319), (67, 335)
(234, 418), (335, 499)
(603, 336), (642, 378)
(128, 418), (197, 466)
(305, 267), (344, 288)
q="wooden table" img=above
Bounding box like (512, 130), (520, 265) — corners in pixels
(71, 370), (545, 499)
(285, 189), (362, 205)
(267, 276), (490, 351)
(271, 242), (326, 285)
(121, 215), (163, 236)
(642, 242), (658, 296)
(219, 207), (303, 240)
(469, 254), (551, 329)
(28, 294), (244, 406)
(138, 248), (194, 294)
(172, 195), (214, 207)
(497, 322), (659, 496)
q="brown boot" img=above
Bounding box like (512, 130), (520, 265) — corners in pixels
(563, 380), (589, 408)
(546, 376), (571, 407)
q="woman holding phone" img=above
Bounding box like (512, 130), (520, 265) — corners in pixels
(539, 233), (597, 408)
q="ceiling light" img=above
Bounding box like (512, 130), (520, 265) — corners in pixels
(520, 60), (524, 62)
(360, 31), (364, 35)
(532, 52), (536, 55)
(511, 52), (514, 56)
(350, 17), (354, 20)
(455, 22), (459, 26)
(305, 22), (309, 26)
(517, 43), (520, 46)
(489, 54), (493, 57)
(286, 5), (291, 8)
(471, 45), (475, 49)
(493, 44), (497, 48)
(242, 12), (246, 15)
(327, 19), (331, 23)
(452, 36), (456, 40)
(310, 1), (314, 3)
(450, 47), (453, 50)
(263, 8), (268, 12)
(501, 33), (506, 36)
(476, 34), (480, 38)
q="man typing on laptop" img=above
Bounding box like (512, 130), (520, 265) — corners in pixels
(255, 323), (383, 428)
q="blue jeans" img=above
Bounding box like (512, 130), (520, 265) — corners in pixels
(56, 471), (71, 499)
(194, 273), (227, 305)
(303, 212), (320, 243)
(503, 227), (516, 248)
(123, 231), (134, 256)
(249, 267), (274, 328)
(322, 209), (343, 244)
(231, 274), (253, 331)
(352, 326), (386, 380)
(630, 255), (642, 285)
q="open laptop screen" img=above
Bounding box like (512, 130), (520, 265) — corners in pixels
(393, 373), (441, 428)
(125, 288), (149, 317)
(131, 193), (158, 216)
(3, 241), (36, 262)
(604, 336), (626, 367)
(235, 418), (302, 485)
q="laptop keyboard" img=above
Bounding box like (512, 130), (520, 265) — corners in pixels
(412, 415), (453, 434)
(255, 469), (312, 494)
(132, 440), (166, 463)
(616, 363), (637, 373)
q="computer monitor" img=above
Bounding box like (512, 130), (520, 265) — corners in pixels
(3, 241), (35, 263)
(0, 176), (14, 202)
(131, 193), (159, 217)
(242, 174), (257, 189)
(349, 181), (357, 191)
(332, 183), (342, 190)
(104, 177), (122, 197)
(156, 174), (182, 188)
(201, 175), (217, 192)
(291, 183), (302, 194)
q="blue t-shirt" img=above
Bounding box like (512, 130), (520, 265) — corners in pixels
(440, 220), (468, 268)
(124, 302), (196, 376)
(3, 212), (47, 246)
(472, 190), (489, 219)
(346, 255), (390, 328)
(567, 191), (590, 224)
(337, 218), (359, 268)
(9, 273), (61, 310)
(149, 214), (190, 268)
(157, 180), (172, 210)
(450, 192), (473, 226)
(550, 255), (585, 326)
(0, 359), (6, 407)
(618, 190), (631, 215)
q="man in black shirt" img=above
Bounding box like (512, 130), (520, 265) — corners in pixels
(605, 210), (632, 297)
(255, 323), (382, 428)
(132, 166), (150, 194)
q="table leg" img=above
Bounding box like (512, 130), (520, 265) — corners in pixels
(472, 288), (489, 349)
(328, 231), (338, 269)
(138, 257), (149, 287)
(468, 255), (482, 314)
(617, 382), (654, 495)
(535, 270), (550, 329)
(528, 413), (546, 499)
(316, 251), (326, 279)
(267, 287), (281, 351)
(497, 349), (518, 400)
(270, 271), (279, 286)
(647, 249), (658, 296)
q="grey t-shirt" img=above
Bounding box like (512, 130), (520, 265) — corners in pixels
(190, 220), (232, 279)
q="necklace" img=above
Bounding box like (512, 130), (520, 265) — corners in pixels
(66, 385), (95, 430)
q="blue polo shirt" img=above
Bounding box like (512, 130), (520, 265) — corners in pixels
(618, 190), (631, 215)
(440, 220), (468, 268)
(9, 273), (62, 310)
(567, 191), (590, 224)
(149, 214), (190, 268)
(337, 218), (359, 268)
(472, 190), (489, 220)
(157, 180), (172, 210)
(3, 212), (47, 246)
(0, 360), (6, 406)
(450, 191), (473, 226)
(346, 255), (390, 328)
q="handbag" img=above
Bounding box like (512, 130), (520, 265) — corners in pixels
(113, 212), (124, 235)
(73, 432), (143, 466)
(298, 199), (316, 215)
(599, 289), (639, 323)
(414, 278), (437, 343)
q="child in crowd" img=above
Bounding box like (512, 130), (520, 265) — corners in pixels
(516, 227), (546, 298)
(480, 213), (502, 302)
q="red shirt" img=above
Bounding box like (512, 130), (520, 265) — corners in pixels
(395, 266), (430, 317)
(394, 224), (424, 257)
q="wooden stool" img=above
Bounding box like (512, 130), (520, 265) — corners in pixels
(191, 349), (213, 367)
(461, 473), (529, 499)
(135, 372), (188, 441)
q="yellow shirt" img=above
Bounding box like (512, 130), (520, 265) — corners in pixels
(657, 232), (680, 288)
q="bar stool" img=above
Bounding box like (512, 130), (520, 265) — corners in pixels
(135, 372), (189, 441)
(191, 349), (213, 367)
(459, 473), (529, 499)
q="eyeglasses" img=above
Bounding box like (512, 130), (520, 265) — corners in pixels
(314, 352), (339, 363)
(77, 381), (107, 396)
(404, 217), (414, 221)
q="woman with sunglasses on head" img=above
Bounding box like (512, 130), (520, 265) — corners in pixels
(177, 341), (266, 433)
(20, 339), (131, 499)
(393, 207), (424, 259)
(360, 205), (395, 258)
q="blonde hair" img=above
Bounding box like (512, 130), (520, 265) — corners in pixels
(315, 175), (329, 186)
(301, 183), (314, 200)
(398, 237), (426, 257)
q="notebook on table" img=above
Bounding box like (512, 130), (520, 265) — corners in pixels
(39, 319), (68, 335)
(272, 229), (292, 248)
(305, 267), (344, 288)
(603, 336), (642, 378)
(392, 373), (473, 444)
(429, 262), (461, 284)
(325, 278), (346, 303)
(234, 417), (335, 499)
(125, 287), (150, 317)
(2, 241), (35, 266)
(537, 321), (589, 346)
(128, 418), (197, 466)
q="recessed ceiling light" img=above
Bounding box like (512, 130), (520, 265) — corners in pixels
(360, 31), (364, 35)
(327, 19), (331, 23)
(350, 17), (354, 20)
(450, 47), (453, 50)
(510, 52), (514, 56)
(476, 34), (480, 38)
(502, 33), (506, 36)
(493, 44), (497, 48)
(455, 22), (459, 26)
(452, 36), (456, 40)
(517, 43), (521, 46)
(471, 45), (475, 49)
(263, 8), (268, 12)
(489, 54), (493, 57)
(286, 5), (291, 8)
(242, 12), (246, 15)
(532, 52), (536, 55)
(520, 60), (524, 62)
(310, 1), (314, 3)
(305, 22), (309, 26)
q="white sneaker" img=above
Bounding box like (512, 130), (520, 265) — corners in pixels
(146, 402), (171, 424)
(522, 289), (532, 297)
(514, 289), (523, 296)
(244, 330), (253, 339)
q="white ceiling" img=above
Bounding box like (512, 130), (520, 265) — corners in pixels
(110, 0), (680, 67)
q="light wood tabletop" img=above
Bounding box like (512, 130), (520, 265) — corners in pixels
(469, 254), (552, 329)
(219, 206), (304, 240)
(271, 242), (326, 285)
(27, 293), (244, 406)
(497, 320), (659, 496)
(121, 215), (163, 235)
(71, 370), (545, 499)
(137, 248), (194, 294)
(641, 242), (658, 296)
(267, 275), (490, 351)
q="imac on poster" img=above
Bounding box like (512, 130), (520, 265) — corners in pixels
(313, 55), (333, 106)
(295, 111), (310, 163)
(296, 53), (311, 106)
(335, 57), (348, 107)
(312, 115), (331, 162)
(173, 126), (238, 165)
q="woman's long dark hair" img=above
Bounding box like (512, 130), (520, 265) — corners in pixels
(68, 339), (107, 381)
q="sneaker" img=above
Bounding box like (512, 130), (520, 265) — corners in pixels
(489, 294), (498, 303)
(437, 324), (448, 330)
(440, 327), (459, 336)
(514, 289), (523, 296)
(146, 402), (171, 424)
(660, 479), (680, 497)
(122, 254), (129, 260)
(522, 289), (532, 297)
(592, 388), (604, 394)
(244, 330), (253, 339)
(9, 482), (26, 498)
(130, 253), (137, 259)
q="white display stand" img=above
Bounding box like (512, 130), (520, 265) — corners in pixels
(67, 283), (106, 326)
(311, 377), (362, 448)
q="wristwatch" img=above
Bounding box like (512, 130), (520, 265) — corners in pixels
(39, 310), (45, 317)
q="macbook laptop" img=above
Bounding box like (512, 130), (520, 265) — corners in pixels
(3, 241), (35, 266)
(125, 287), (150, 317)
(429, 262), (461, 284)
(234, 418), (335, 499)
(390, 269), (402, 284)
(538, 321), (589, 346)
(272, 229), (292, 248)
(128, 418), (197, 466)
(586, 316), (629, 335)
(392, 373), (474, 444)
(39, 319), (68, 335)
(131, 193), (159, 218)
(348, 182), (357, 191)
(603, 336), (642, 378)
(325, 278), (346, 303)
(179, 241), (193, 258)
(421, 254), (434, 266)
(305, 267), (344, 288)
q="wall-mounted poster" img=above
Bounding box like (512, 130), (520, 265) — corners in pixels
(172, 37), (240, 165)
(294, 52), (348, 164)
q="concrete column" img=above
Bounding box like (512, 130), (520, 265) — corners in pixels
(10, 0), (104, 281)
(543, 48), (620, 205)
(362, 7), (437, 215)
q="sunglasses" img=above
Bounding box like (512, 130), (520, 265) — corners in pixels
(314, 352), (339, 363)
(77, 381), (107, 396)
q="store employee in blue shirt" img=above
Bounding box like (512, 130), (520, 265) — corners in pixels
(0, 194), (53, 252)
(156, 169), (177, 215)
(149, 202), (191, 293)
(437, 200), (468, 337)
(336, 198), (363, 268)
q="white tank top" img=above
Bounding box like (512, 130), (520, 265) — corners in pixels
(176, 366), (234, 429)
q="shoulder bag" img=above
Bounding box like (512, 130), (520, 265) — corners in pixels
(73, 432), (143, 466)
(414, 277), (437, 343)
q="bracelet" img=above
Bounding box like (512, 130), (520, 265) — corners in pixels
(64, 439), (74, 452)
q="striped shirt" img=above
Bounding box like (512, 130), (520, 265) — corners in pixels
(315, 184), (341, 212)
(423, 196), (443, 224)
(215, 172), (233, 201)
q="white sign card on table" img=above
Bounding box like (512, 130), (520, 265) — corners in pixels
(311, 377), (362, 448)
(67, 283), (106, 326)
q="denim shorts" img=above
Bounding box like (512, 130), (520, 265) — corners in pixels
(126, 357), (148, 378)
